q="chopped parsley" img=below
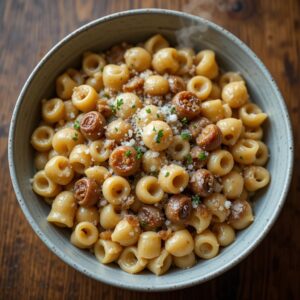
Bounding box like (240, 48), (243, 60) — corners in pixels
(116, 98), (123, 110)
(156, 113), (160, 118)
(165, 171), (170, 177)
(134, 146), (143, 159)
(181, 132), (191, 140)
(72, 132), (78, 141)
(152, 126), (157, 132)
(185, 154), (193, 164)
(146, 108), (151, 113)
(110, 104), (116, 114)
(191, 195), (201, 205)
(181, 117), (188, 125)
(114, 127), (118, 132)
(171, 107), (176, 114)
(73, 120), (80, 130)
(140, 220), (147, 227)
(155, 129), (164, 143)
(125, 150), (132, 157)
(198, 151), (207, 161)
(131, 104), (136, 109)
(103, 93), (109, 98)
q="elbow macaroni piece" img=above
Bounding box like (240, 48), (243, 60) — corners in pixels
(152, 47), (179, 74)
(244, 166), (270, 192)
(142, 150), (167, 173)
(103, 64), (129, 90)
(70, 221), (99, 248)
(229, 199), (254, 230)
(194, 229), (219, 259)
(89, 139), (112, 163)
(144, 75), (169, 96)
(195, 50), (219, 79)
(231, 139), (259, 164)
(173, 252), (196, 269)
(31, 125), (54, 152)
(82, 52), (106, 76)
(147, 249), (172, 275)
(165, 229), (194, 257)
(32, 170), (61, 198)
(144, 34), (169, 54)
(75, 206), (99, 225)
(201, 99), (225, 123)
(222, 81), (249, 108)
(47, 191), (77, 228)
(72, 85), (98, 112)
(124, 47), (152, 72)
(34, 151), (49, 170)
(222, 170), (244, 199)
(100, 204), (121, 229)
(105, 118), (132, 142)
(69, 144), (92, 174)
(207, 149), (234, 176)
(42, 98), (65, 123)
(187, 204), (212, 234)
(113, 93), (142, 119)
(216, 118), (243, 146)
(158, 164), (189, 194)
(94, 239), (123, 264)
(137, 231), (161, 259)
(239, 103), (267, 127)
(84, 166), (109, 185)
(135, 176), (164, 204)
(56, 72), (77, 100)
(167, 135), (191, 161)
(212, 223), (236, 246)
(203, 193), (230, 223)
(187, 75), (212, 100)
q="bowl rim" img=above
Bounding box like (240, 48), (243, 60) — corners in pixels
(8, 8), (294, 291)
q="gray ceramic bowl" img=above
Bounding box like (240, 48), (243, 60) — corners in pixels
(8, 9), (293, 291)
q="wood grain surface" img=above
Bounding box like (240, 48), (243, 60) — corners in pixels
(0, 0), (299, 299)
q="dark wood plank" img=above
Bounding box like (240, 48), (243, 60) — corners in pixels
(0, 0), (299, 299)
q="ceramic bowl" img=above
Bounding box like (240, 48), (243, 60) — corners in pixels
(8, 9), (294, 291)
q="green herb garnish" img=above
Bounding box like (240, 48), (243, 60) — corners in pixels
(116, 98), (123, 110)
(125, 150), (132, 157)
(171, 107), (176, 114)
(165, 171), (170, 177)
(146, 108), (151, 113)
(185, 154), (193, 164)
(140, 220), (147, 227)
(153, 126), (157, 132)
(134, 146), (143, 159)
(73, 120), (80, 130)
(156, 113), (160, 118)
(181, 117), (188, 125)
(114, 127), (118, 132)
(72, 132), (78, 141)
(110, 104), (116, 114)
(131, 104), (136, 109)
(181, 132), (191, 140)
(198, 151), (207, 161)
(191, 195), (201, 205)
(155, 129), (164, 143)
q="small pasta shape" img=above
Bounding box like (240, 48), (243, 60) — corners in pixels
(219, 72), (244, 89)
(144, 34), (169, 54)
(105, 118), (132, 142)
(31, 125), (54, 152)
(194, 229), (219, 259)
(47, 191), (77, 227)
(222, 170), (244, 199)
(102, 64), (129, 91)
(208, 83), (222, 100)
(201, 99), (225, 123)
(137, 231), (161, 259)
(144, 75), (169, 96)
(44, 155), (74, 185)
(158, 164), (189, 194)
(195, 50), (219, 79)
(100, 204), (121, 229)
(85, 166), (109, 185)
(142, 150), (167, 174)
(52, 127), (84, 156)
(89, 139), (112, 163)
(113, 93), (142, 119)
(216, 118), (243, 146)
(176, 48), (194, 75)
(118, 246), (148, 274)
(72, 84), (98, 112)
(135, 105), (163, 128)
(56, 72), (77, 100)
(187, 75), (212, 100)
(42, 98), (65, 123)
(124, 47), (152, 72)
(34, 151), (49, 170)
(82, 52), (106, 76)
(242, 126), (263, 140)
(212, 223), (236, 247)
(70, 221), (99, 248)
(147, 248), (172, 275)
(187, 204), (212, 234)
(94, 239), (123, 264)
(231, 139), (259, 164)
(229, 199), (254, 230)
(69, 144), (92, 174)
(222, 81), (249, 108)
(85, 72), (103, 92)
(135, 176), (164, 204)
(165, 229), (194, 257)
(64, 100), (79, 121)
(207, 150), (234, 176)
(32, 170), (61, 197)
(111, 218), (141, 246)
(152, 47), (179, 74)
(253, 141), (269, 166)
(244, 166), (270, 192)
(142, 120), (173, 152)
(102, 176), (131, 206)
(167, 135), (191, 161)
(75, 206), (99, 225)
(203, 193), (230, 223)
(66, 68), (84, 85)
(238, 103), (267, 127)
(173, 252), (196, 269)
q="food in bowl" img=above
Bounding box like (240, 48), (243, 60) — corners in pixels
(30, 33), (270, 275)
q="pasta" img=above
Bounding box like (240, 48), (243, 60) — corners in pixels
(31, 34), (270, 275)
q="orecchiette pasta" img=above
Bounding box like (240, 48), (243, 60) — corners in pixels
(31, 35), (270, 275)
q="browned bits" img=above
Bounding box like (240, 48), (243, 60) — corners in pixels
(168, 76), (186, 94)
(190, 146), (209, 169)
(196, 124), (222, 151)
(74, 177), (100, 207)
(106, 42), (131, 64)
(96, 98), (112, 118)
(123, 77), (144, 93)
(157, 229), (172, 240)
(109, 146), (141, 176)
(165, 194), (192, 224)
(80, 111), (106, 140)
(138, 205), (165, 231)
(172, 91), (202, 120)
(189, 169), (215, 197)
(99, 230), (113, 240)
(189, 117), (211, 139)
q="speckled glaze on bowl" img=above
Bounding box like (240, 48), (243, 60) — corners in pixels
(8, 9), (293, 291)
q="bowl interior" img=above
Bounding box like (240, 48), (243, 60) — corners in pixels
(9, 10), (293, 291)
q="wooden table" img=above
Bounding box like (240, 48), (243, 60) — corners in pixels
(1, 0), (299, 299)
